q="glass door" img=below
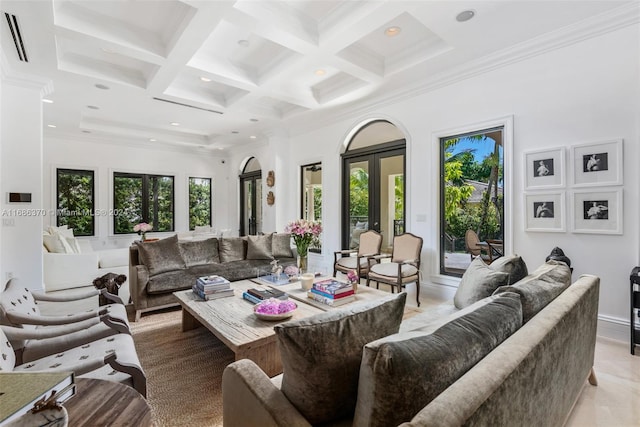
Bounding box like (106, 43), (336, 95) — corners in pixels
(239, 157), (262, 236)
(342, 146), (405, 251)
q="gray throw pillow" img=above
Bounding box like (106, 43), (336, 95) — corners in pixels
(489, 254), (528, 285)
(353, 292), (523, 427)
(275, 293), (407, 425)
(179, 238), (219, 267)
(218, 237), (246, 263)
(453, 257), (510, 309)
(136, 235), (186, 276)
(493, 260), (572, 322)
(246, 234), (274, 260)
(272, 233), (293, 258)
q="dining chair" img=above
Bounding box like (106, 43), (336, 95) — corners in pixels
(334, 230), (383, 280)
(366, 232), (423, 306)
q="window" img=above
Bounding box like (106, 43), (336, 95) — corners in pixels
(113, 173), (174, 234)
(189, 177), (212, 230)
(440, 127), (504, 276)
(56, 168), (95, 236)
(301, 163), (322, 251)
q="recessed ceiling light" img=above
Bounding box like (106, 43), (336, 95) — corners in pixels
(238, 39), (250, 47)
(87, 105), (99, 110)
(384, 26), (401, 37)
(231, 130), (239, 134)
(200, 76), (211, 82)
(47, 124), (56, 128)
(249, 135), (257, 139)
(101, 47), (115, 54)
(42, 98), (53, 104)
(170, 122), (180, 126)
(95, 83), (110, 90)
(149, 138), (156, 142)
(249, 118), (259, 122)
(82, 130), (91, 134)
(456, 10), (476, 22)
(315, 69), (326, 76)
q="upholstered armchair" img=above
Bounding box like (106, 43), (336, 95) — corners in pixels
(367, 232), (423, 306)
(0, 326), (147, 397)
(0, 279), (130, 364)
(333, 230), (383, 279)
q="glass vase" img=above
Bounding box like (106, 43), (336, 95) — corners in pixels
(298, 254), (308, 274)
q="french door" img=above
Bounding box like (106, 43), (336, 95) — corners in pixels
(239, 172), (262, 236)
(342, 142), (405, 251)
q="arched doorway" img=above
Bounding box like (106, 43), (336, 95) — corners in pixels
(342, 120), (406, 251)
(239, 157), (262, 236)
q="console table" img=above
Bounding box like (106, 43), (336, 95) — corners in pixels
(64, 378), (152, 426)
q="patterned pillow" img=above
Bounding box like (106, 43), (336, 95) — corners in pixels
(136, 235), (186, 276)
(354, 292), (523, 427)
(274, 293), (407, 424)
(453, 257), (510, 309)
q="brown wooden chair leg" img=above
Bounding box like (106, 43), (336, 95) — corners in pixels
(415, 278), (420, 307)
(588, 367), (598, 386)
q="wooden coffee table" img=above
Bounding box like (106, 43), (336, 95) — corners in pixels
(173, 280), (324, 377)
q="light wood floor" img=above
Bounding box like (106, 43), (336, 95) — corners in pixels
(566, 337), (640, 426)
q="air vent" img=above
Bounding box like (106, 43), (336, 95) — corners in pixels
(152, 97), (223, 115)
(4, 13), (27, 62)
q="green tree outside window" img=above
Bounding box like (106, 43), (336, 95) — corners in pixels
(56, 169), (94, 236)
(189, 177), (212, 230)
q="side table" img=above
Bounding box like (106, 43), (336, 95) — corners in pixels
(631, 266), (640, 355)
(64, 378), (152, 426)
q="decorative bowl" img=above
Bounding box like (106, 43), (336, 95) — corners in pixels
(254, 298), (297, 321)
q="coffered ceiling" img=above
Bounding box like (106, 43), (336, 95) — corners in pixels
(0, 0), (634, 151)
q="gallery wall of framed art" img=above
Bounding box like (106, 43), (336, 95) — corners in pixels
(523, 139), (623, 235)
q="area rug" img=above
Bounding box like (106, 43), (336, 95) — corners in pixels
(131, 309), (233, 426)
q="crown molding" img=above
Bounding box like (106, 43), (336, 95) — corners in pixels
(285, 2), (640, 137)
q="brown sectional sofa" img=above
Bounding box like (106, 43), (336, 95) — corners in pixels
(129, 234), (296, 321)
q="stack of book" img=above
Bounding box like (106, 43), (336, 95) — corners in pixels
(242, 287), (287, 304)
(307, 279), (355, 306)
(192, 275), (233, 300)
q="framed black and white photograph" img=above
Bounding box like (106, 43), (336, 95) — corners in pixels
(525, 192), (565, 232)
(571, 189), (622, 234)
(524, 148), (564, 190)
(571, 139), (623, 187)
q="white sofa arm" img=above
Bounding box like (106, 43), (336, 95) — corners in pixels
(43, 252), (99, 292)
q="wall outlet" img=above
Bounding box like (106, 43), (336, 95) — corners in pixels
(2, 218), (15, 227)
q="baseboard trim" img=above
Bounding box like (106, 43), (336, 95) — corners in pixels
(597, 314), (630, 343)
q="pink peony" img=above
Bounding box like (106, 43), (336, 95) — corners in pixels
(255, 298), (297, 315)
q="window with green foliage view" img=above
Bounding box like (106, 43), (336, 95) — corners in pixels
(441, 128), (504, 276)
(189, 177), (212, 230)
(56, 168), (95, 236)
(113, 173), (174, 234)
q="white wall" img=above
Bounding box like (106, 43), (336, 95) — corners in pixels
(0, 74), (50, 290)
(43, 136), (230, 249)
(282, 24), (639, 339)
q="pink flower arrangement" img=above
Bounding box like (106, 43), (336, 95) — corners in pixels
(254, 298), (297, 315)
(347, 270), (359, 284)
(284, 265), (299, 276)
(133, 222), (153, 240)
(284, 219), (322, 257)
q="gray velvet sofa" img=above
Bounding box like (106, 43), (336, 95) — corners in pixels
(129, 234), (295, 321)
(221, 259), (600, 426)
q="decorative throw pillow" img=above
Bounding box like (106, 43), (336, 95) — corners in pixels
(489, 254), (528, 285)
(43, 233), (74, 253)
(135, 235), (186, 276)
(218, 237), (246, 262)
(453, 257), (510, 309)
(246, 234), (274, 260)
(275, 293), (407, 425)
(493, 260), (572, 322)
(272, 233), (293, 258)
(353, 292), (523, 427)
(179, 238), (219, 267)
